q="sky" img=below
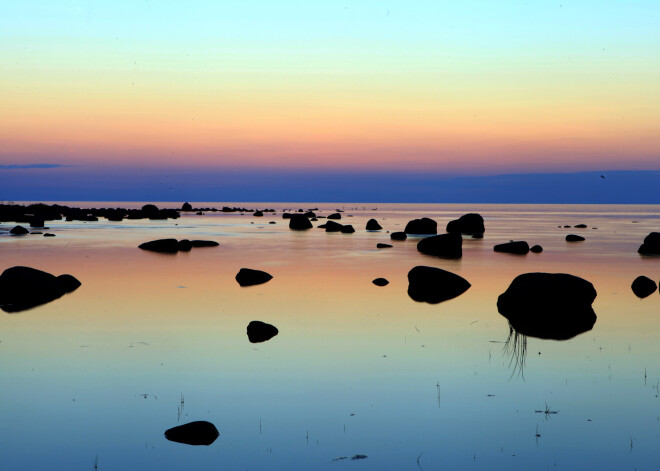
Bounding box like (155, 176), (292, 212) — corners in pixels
(1, 1), (659, 202)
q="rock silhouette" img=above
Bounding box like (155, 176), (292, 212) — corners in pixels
(446, 213), (485, 235)
(324, 220), (344, 232)
(177, 239), (192, 252)
(530, 245), (543, 253)
(372, 278), (389, 286)
(566, 234), (585, 242)
(494, 241), (529, 255)
(10, 225), (29, 235)
(497, 273), (597, 340)
(164, 421), (219, 446)
(631, 276), (657, 298)
(340, 224), (355, 233)
(289, 214), (313, 230)
(138, 239), (179, 253)
(417, 233), (462, 259)
(377, 243), (392, 248)
(407, 266), (471, 304)
(366, 219), (382, 230)
(253, 210), (263, 217)
(236, 268), (273, 287)
(190, 240), (219, 247)
(404, 218), (437, 235)
(0, 266), (81, 313)
(247, 320), (279, 343)
(638, 232), (660, 255)
(390, 231), (407, 241)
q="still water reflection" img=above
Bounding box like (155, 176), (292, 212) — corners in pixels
(1, 203), (659, 470)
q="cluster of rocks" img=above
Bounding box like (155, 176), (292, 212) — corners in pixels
(318, 220), (355, 233)
(138, 238), (219, 253)
(0, 203), (181, 223)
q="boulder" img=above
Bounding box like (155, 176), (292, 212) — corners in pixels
(376, 243), (392, 249)
(289, 214), (312, 230)
(181, 202), (192, 211)
(404, 218), (437, 235)
(638, 232), (660, 255)
(324, 220), (344, 232)
(253, 210), (263, 217)
(407, 266), (471, 304)
(164, 421), (219, 446)
(372, 278), (389, 286)
(530, 245), (543, 253)
(10, 225), (29, 235)
(631, 276), (657, 298)
(235, 268), (273, 287)
(177, 239), (192, 252)
(446, 213), (484, 235)
(366, 219), (382, 231)
(574, 224), (587, 228)
(0, 266), (81, 313)
(340, 225), (355, 234)
(138, 239), (179, 253)
(417, 233), (462, 259)
(190, 240), (219, 247)
(390, 231), (407, 241)
(494, 241), (529, 255)
(327, 213), (342, 220)
(566, 234), (585, 242)
(247, 320), (279, 343)
(497, 273), (597, 340)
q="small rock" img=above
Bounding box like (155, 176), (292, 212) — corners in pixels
(372, 278), (389, 286)
(574, 224), (587, 228)
(181, 202), (192, 211)
(327, 213), (342, 220)
(566, 234), (585, 242)
(530, 245), (543, 253)
(138, 239), (179, 253)
(404, 218), (437, 235)
(377, 243), (393, 248)
(631, 276), (657, 298)
(164, 421), (219, 446)
(43, 233), (56, 237)
(235, 268), (273, 287)
(253, 210), (263, 217)
(366, 219), (382, 230)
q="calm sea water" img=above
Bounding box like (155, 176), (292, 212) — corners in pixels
(1, 203), (659, 470)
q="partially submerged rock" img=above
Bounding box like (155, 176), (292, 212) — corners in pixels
(497, 273), (597, 340)
(638, 232), (660, 255)
(0, 266), (81, 313)
(190, 240), (219, 247)
(247, 320), (279, 343)
(164, 421), (219, 446)
(324, 220), (344, 232)
(417, 233), (462, 259)
(446, 213), (484, 235)
(390, 231), (407, 241)
(566, 234), (585, 242)
(494, 241), (529, 255)
(289, 214), (312, 230)
(138, 239), (179, 253)
(404, 218), (437, 235)
(340, 224), (355, 233)
(631, 276), (657, 298)
(10, 225), (29, 235)
(253, 210), (263, 217)
(372, 278), (389, 286)
(407, 266), (471, 304)
(177, 239), (192, 252)
(236, 268), (273, 287)
(366, 219), (382, 230)
(377, 243), (392, 248)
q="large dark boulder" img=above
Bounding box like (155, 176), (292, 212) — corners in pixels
(181, 202), (192, 211)
(29, 217), (45, 228)
(190, 240), (219, 247)
(494, 241), (529, 255)
(390, 231), (407, 241)
(324, 220), (344, 232)
(631, 276), (657, 298)
(0, 266), (81, 313)
(247, 320), (279, 343)
(638, 232), (660, 255)
(289, 214), (312, 230)
(164, 421), (219, 446)
(327, 213), (342, 220)
(407, 266), (471, 304)
(340, 224), (355, 233)
(10, 225), (29, 235)
(446, 213), (484, 235)
(404, 218), (437, 235)
(497, 273), (597, 340)
(138, 239), (179, 253)
(235, 268), (273, 287)
(566, 234), (585, 242)
(417, 233), (462, 259)
(530, 245), (543, 253)
(366, 219), (382, 231)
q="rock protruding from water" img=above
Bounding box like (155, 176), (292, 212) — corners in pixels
(497, 273), (597, 340)
(446, 213), (485, 235)
(177, 239), (192, 252)
(340, 224), (355, 233)
(164, 421), (219, 446)
(638, 232), (660, 255)
(390, 232), (407, 241)
(404, 218), (437, 235)
(0, 266), (81, 313)
(190, 240), (219, 247)
(181, 202), (192, 211)
(366, 219), (382, 231)
(631, 276), (657, 298)
(10, 225), (29, 235)
(566, 234), (585, 242)
(530, 245), (543, 253)
(417, 233), (462, 259)
(372, 278), (389, 286)
(289, 214), (313, 230)
(407, 266), (471, 304)
(494, 241), (529, 255)
(235, 268), (273, 287)
(247, 320), (279, 343)
(324, 220), (343, 232)
(139, 239), (180, 253)
(377, 243), (392, 249)
(327, 213), (342, 220)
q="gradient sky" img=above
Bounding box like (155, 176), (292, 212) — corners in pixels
(1, 1), (659, 200)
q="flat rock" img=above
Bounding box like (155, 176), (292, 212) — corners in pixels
(340, 224), (355, 233)
(407, 266), (471, 304)
(0, 266), (81, 313)
(566, 234), (585, 242)
(639, 232), (660, 255)
(324, 220), (344, 232)
(366, 219), (382, 230)
(327, 213), (342, 220)
(446, 213), (485, 235)
(417, 233), (462, 259)
(138, 239), (179, 253)
(404, 218), (437, 235)
(289, 214), (312, 230)
(236, 268), (273, 287)
(190, 240), (219, 247)
(574, 224), (587, 228)
(372, 278), (389, 286)
(247, 320), (279, 343)
(494, 241), (529, 255)
(164, 421), (219, 446)
(390, 231), (407, 241)
(631, 276), (657, 298)
(376, 243), (393, 248)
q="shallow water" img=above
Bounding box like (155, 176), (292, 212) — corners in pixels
(1, 203), (660, 470)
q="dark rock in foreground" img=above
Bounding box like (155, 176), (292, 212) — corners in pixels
(236, 268), (273, 287)
(497, 273), (597, 340)
(190, 240), (219, 247)
(494, 241), (529, 255)
(390, 231), (407, 241)
(407, 266), (471, 304)
(446, 213), (484, 235)
(417, 233), (462, 259)
(247, 320), (279, 343)
(289, 214), (313, 230)
(377, 243), (392, 248)
(638, 232), (660, 255)
(372, 278), (389, 286)
(404, 218), (437, 235)
(631, 276), (657, 298)
(366, 219), (382, 230)
(10, 225), (29, 235)
(139, 239), (179, 253)
(0, 266), (81, 313)
(530, 245), (543, 253)
(164, 421), (219, 446)
(566, 234), (585, 242)
(324, 220), (344, 232)
(340, 224), (355, 233)
(574, 224), (587, 228)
